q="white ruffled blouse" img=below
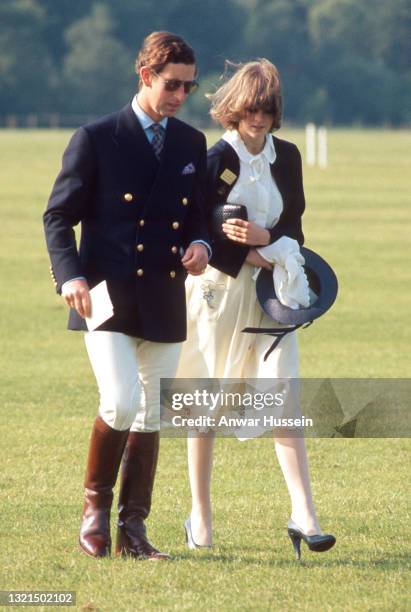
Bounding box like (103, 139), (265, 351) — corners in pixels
(222, 129), (309, 309)
(222, 129), (283, 237)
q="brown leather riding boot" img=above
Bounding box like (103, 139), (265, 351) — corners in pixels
(79, 416), (129, 558)
(115, 431), (170, 560)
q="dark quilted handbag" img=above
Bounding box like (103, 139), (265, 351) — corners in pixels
(211, 203), (248, 241)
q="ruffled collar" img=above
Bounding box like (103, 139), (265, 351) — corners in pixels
(222, 129), (276, 165)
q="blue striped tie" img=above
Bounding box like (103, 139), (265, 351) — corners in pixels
(151, 123), (165, 160)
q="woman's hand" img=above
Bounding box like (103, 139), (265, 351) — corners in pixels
(245, 249), (273, 270)
(222, 218), (270, 246)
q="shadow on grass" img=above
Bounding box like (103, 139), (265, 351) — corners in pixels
(169, 550), (410, 569)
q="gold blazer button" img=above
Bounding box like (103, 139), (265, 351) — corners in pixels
(172, 221), (179, 230)
(136, 268), (144, 277)
(182, 197), (188, 205)
(170, 270), (176, 278)
(124, 193), (133, 202)
(171, 246), (178, 254)
(136, 244), (144, 252)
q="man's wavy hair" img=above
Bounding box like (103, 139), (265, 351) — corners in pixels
(208, 59), (282, 131)
(136, 31), (196, 87)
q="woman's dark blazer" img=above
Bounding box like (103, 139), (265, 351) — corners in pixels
(206, 135), (305, 277)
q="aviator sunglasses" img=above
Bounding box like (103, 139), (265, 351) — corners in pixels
(151, 69), (199, 95)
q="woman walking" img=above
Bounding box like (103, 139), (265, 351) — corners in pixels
(176, 59), (336, 560)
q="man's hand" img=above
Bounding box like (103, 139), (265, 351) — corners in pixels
(222, 218), (270, 246)
(245, 249), (273, 270)
(181, 243), (209, 276)
(62, 279), (91, 318)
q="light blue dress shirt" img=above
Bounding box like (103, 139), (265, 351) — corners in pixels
(131, 96), (168, 144)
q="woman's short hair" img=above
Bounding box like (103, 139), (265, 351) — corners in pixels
(135, 31), (196, 82)
(209, 59), (282, 131)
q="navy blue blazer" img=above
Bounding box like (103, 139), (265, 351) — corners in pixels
(43, 103), (209, 342)
(206, 135), (305, 277)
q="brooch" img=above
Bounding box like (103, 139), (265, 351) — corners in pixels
(201, 281), (225, 309)
(201, 284), (215, 308)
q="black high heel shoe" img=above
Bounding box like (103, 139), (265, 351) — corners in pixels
(287, 519), (336, 560)
(184, 517), (212, 550)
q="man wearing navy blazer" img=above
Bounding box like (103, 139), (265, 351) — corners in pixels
(44, 32), (210, 560)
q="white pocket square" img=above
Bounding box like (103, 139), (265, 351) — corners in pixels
(182, 162), (196, 175)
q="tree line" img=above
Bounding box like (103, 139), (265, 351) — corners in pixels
(1, 0), (410, 126)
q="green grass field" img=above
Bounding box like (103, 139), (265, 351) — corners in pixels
(0, 128), (410, 611)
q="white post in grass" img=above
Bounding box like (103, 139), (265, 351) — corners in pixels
(318, 126), (328, 168)
(305, 123), (316, 166)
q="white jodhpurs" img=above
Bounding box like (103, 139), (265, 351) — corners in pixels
(84, 331), (182, 432)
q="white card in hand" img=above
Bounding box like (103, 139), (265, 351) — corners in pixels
(85, 280), (114, 331)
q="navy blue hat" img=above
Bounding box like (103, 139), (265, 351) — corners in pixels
(256, 247), (338, 325)
(242, 247), (338, 360)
